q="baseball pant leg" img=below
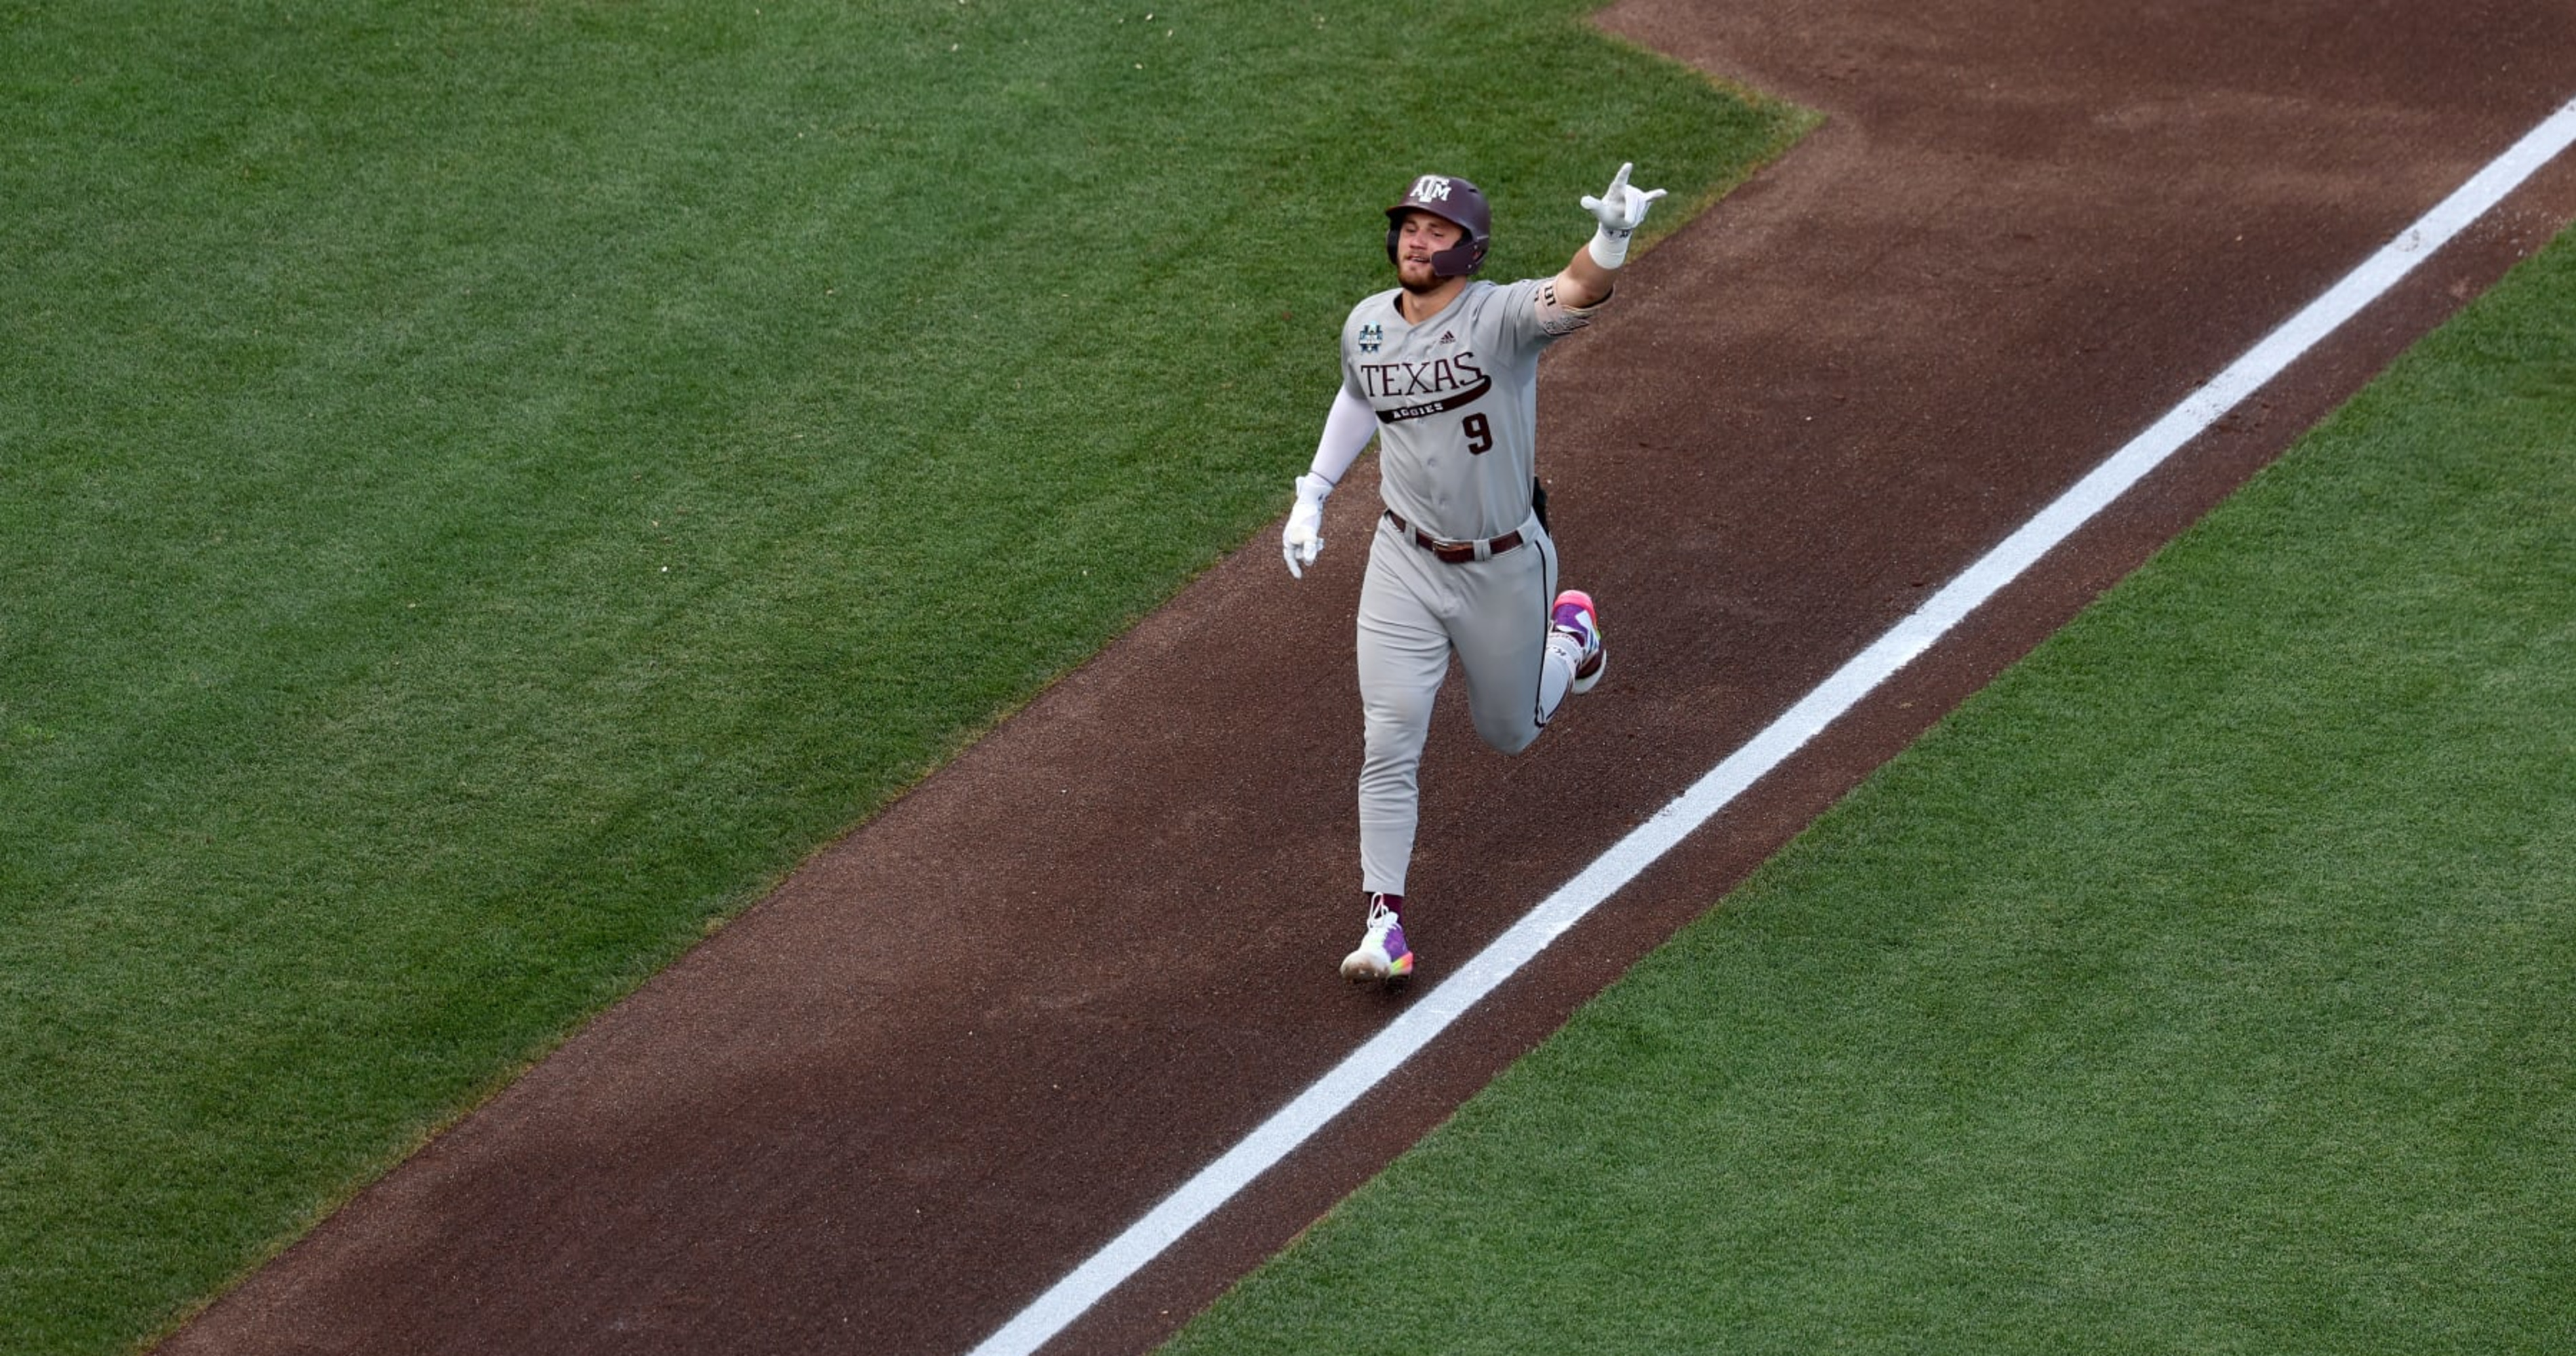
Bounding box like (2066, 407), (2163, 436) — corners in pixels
(1455, 520), (1564, 755)
(1354, 525), (1453, 897)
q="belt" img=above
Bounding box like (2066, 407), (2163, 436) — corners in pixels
(1385, 509), (1525, 564)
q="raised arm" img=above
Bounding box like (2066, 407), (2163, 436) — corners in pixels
(1549, 162), (1667, 310)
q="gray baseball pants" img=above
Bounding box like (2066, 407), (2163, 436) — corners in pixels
(1356, 509), (1572, 896)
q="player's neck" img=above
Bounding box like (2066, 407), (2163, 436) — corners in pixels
(1396, 276), (1466, 324)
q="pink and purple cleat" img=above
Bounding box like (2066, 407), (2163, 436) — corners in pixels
(1552, 589), (1606, 694)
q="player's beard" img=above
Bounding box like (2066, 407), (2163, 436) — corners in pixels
(1398, 259), (1441, 294)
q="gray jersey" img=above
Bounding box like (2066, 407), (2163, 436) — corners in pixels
(1340, 277), (1594, 542)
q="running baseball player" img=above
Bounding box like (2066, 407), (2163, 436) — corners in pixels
(1283, 163), (1664, 982)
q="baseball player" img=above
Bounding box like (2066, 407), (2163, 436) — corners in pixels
(1283, 163), (1664, 982)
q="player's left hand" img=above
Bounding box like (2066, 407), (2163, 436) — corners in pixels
(1581, 161), (1667, 234)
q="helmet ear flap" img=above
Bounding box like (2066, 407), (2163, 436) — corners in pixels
(1432, 236), (1487, 277)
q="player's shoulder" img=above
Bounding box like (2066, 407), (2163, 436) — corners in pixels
(1457, 276), (1549, 334)
(1461, 276), (1545, 311)
(1340, 289), (1404, 349)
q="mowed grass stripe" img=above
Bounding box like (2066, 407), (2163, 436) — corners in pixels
(1163, 229), (2576, 1353)
(0, 3), (1809, 1352)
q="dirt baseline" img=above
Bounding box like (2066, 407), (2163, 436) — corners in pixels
(163, 3), (2576, 1353)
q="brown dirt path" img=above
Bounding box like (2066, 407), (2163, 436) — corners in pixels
(161, 3), (2576, 1353)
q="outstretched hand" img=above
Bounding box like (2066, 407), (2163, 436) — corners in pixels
(1582, 161), (1666, 232)
(1580, 162), (1666, 269)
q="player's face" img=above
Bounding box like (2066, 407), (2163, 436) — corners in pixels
(1394, 212), (1464, 292)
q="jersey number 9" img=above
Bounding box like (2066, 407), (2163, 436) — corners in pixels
(1463, 413), (1493, 456)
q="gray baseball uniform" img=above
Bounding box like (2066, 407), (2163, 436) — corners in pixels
(1342, 276), (1596, 895)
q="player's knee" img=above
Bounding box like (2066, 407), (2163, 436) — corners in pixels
(1477, 716), (1543, 756)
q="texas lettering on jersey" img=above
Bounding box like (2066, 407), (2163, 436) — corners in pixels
(1358, 351), (1491, 424)
(1340, 276), (1568, 537)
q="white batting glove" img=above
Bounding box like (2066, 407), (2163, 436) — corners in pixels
(1283, 473), (1331, 578)
(1580, 161), (1667, 270)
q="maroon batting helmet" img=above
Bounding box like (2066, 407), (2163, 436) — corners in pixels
(1384, 173), (1491, 277)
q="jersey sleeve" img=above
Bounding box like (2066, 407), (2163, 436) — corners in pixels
(1337, 297), (1376, 400)
(1531, 276), (1604, 336)
(1485, 275), (1596, 354)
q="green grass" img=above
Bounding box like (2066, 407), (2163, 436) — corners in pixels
(1163, 230), (2576, 1353)
(0, 2), (1807, 1351)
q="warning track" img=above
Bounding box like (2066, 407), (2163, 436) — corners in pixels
(161, 3), (2576, 1353)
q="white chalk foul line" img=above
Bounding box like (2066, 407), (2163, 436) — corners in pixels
(971, 94), (2576, 1356)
